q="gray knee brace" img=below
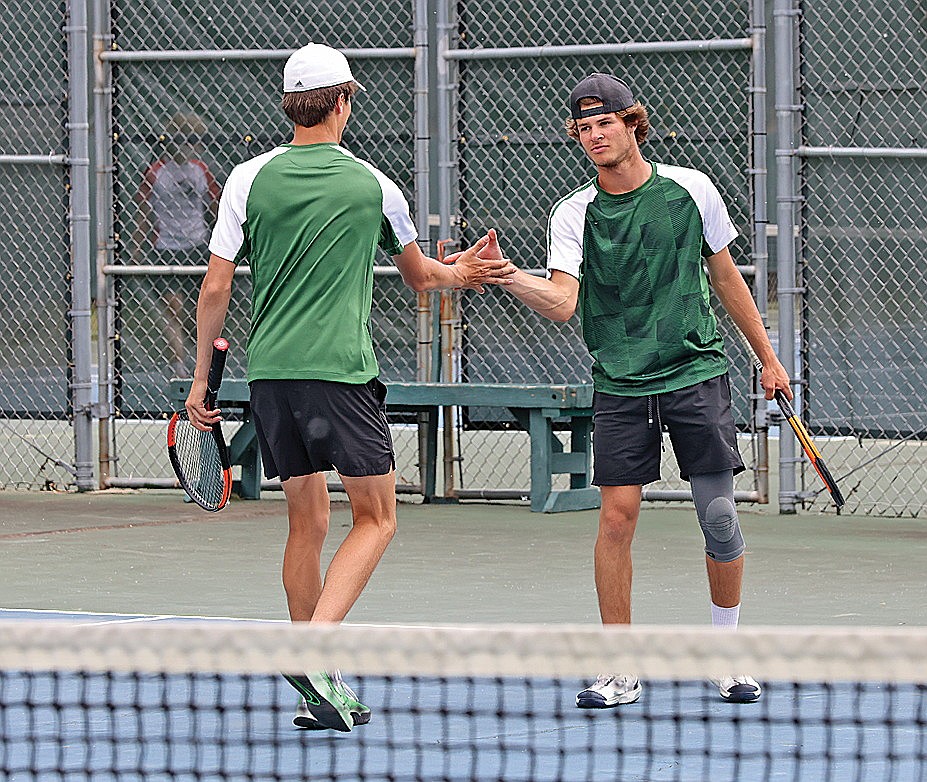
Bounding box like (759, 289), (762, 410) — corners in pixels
(690, 471), (745, 563)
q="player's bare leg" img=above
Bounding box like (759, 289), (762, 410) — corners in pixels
(576, 484), (645, 709)
(310, 471), (397, 623)
(706, 554), (744, 608)
(282, 472), (380, 730)
(281, 472), (331, 622)
(595, 485), (643, 624)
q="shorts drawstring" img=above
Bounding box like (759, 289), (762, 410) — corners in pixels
(648, 395), (666, 452)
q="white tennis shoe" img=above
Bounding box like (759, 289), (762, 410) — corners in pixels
(576, 674), (643, 708)
(711, 674), (762, 703)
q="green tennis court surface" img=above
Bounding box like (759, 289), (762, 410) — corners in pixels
(1, 490), (924, 625)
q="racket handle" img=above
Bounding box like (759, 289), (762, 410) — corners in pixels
(205, 338), (229, 409)
(774, 389), (796, 419)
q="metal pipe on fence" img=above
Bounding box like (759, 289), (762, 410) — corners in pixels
(413, 0), (433, 496)
(443, 38), (753, 60)
(413, 0), (432, 255)
(439, 288), (462, 498)
(102, 265), (404, 276)
(93, 0), (116, 489)
(749, 0), (770, 505)
(435, 0), (455, 244)
(643, 489), (762, 503)
(436, 0), (460, 499)
(0, 155), (68, 165)
(100, 48), (415, 62)
(437, 238), (462, 500)
(66, 0), (95, 491)
(104, 477), (423, 495)
(774, 0), (801, 513)
(797, 146), (927, 159)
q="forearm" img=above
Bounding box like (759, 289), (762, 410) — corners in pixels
(406, 257), (464, 293)
(713, 268), (777, 366)
(194, 277), (232, 382)
(505, 269), (576, 322)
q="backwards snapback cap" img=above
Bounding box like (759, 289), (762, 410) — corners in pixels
(569, 73), (635, 119)
(283, 43), (364, 93)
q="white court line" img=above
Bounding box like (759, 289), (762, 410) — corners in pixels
(0, 608), (455, 631)
(0, 607), (284, 624)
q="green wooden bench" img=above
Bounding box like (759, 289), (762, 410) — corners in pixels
(167, 379), (598, 513)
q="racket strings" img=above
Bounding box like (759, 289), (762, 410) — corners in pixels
(171, 413), (227, 510)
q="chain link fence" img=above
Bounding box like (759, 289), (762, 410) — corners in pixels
(6, 0), (927, 516)
(0, 1), (76, 491)
(99, 3), (422, 487)
(443, 0), (764, 498)
(788, 0), (927, 515)
(95, 0), (766, 503)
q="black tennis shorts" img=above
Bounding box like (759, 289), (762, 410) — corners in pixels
(249, 378), (395, 481)
(592, 373), (745, 486)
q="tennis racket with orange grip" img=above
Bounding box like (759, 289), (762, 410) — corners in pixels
(736, 329), (845, 508)
(166, 338), (232, 511)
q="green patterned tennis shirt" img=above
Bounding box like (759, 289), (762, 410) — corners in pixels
(547, 163), (738, 396)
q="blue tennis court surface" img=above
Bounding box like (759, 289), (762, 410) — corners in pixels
(1, 611), (924, 781)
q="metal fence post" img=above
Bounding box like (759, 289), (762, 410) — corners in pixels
(435, 0), (456, 249)
(435, 0), (460, 498)
(774, 0), (800, 512)
(750, 0), (770, 504)
(414, 0), (434, 496)
(93, 0), (116, 488)
(66, 0), (95, 491)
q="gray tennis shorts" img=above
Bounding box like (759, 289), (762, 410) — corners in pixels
(592, 373), (745, 486)
(249, 378), (395, 481)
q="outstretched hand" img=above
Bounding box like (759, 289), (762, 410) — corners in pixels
(478, 228), (504, 260)
(442, 233), (516, 293)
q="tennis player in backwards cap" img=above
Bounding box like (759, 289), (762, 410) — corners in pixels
(489, 73), (791, 705)
(185, 43), (515, 732)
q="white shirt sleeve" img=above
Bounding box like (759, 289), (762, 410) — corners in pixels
(698, 177), (738, 255)
(655, 163), (738, 255)
(208, 148), (288, 262)
(354, 158), (418, 248)
(546, 186), (595, 280)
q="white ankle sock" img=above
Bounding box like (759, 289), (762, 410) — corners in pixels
(711, 602), (740, 629)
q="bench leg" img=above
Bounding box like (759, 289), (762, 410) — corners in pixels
(229, 419), (261, 500)
(418, 408), (440, 503)
(528, 410), (553, 513)
(570, 415), (593, 490)
(514, 409), (598, 513)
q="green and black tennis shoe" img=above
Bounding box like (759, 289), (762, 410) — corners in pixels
(285, 670), (371, 731)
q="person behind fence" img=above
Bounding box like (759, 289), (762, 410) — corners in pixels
(133, 112), (221, 377)
(184, 43), (516, 732)
(487, 72), (791, 705)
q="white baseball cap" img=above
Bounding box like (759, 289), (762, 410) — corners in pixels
(283, 43), (364, 93)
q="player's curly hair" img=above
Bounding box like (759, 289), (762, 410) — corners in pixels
(282, 82), (360, 129)
(565, 101), (650, 145)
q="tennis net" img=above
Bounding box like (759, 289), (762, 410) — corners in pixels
(1, 620), (925, 781)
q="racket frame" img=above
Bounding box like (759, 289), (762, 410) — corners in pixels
(734, 328), (845, 508)
(166, 338), (233, 511)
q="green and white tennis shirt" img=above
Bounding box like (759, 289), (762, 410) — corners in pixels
(547, 162), (738, 396)
(209, 142), (417, 383)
